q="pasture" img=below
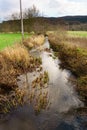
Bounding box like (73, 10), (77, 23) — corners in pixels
(67, 31), (87, 49)
(0, 33), (29, 50)
(68, 31), (87, 38)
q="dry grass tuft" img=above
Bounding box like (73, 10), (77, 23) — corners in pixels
(1, 44), (30, 67)
(0, 44), (31, 93)
(0, 42), (42, 91)
(66, 37), (87, 49)
(23, 34), (45, 49)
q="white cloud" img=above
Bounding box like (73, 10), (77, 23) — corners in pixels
(0, 0), (87, 20)
(46, 0), (87, 16)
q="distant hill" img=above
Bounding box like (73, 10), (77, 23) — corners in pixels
(0, 16), (87, 32)
(61, 16), (87, 23)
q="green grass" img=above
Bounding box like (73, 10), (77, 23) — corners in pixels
(0, 33), (29, 50)
(68, 31), (87, 38)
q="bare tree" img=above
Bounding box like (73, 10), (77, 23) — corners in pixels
(23, 5), (40, 19)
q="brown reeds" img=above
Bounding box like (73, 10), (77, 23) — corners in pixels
(66, 36), (87, 49)
(23, 34), (45, 49)
(0, 35), (45, 114)
(48, 31), (87, 106)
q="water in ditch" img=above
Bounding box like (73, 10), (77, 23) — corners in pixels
(0, 37), (87, 130)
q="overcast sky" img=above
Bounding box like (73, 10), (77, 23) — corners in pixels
(0, 0), (87, 21)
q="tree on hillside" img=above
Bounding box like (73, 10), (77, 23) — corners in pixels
(23, 5), (40, 19)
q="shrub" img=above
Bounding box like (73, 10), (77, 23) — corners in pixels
(23, 34), (45, 49)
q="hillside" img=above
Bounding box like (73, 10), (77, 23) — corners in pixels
(0, 16), (87, 32)
(61, 16), (87, 23)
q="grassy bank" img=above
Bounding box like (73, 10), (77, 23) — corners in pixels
(0, 33), (29, 50)
(0, 34), (46, 114)
(48, 31), (87, 106)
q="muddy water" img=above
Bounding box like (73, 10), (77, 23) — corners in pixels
(0, 37), (87, 130)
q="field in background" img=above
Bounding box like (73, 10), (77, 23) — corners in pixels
(0, 31), (87, 50)
(0, 33), (29, 50)
(68, 31), (87, 38)
(67, 31), (87, 49)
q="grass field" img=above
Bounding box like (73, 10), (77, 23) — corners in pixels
(0, 33), (29, 50)
(0, 31), (87, 50)
(68, 31), (87, 38)
(67, 31), (87, 49)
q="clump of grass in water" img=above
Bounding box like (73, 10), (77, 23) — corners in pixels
(0, 88), (25, 114)
(32, 71), (49, 89)
(28, 71), (50, 114)
(34, 92), (49, 115)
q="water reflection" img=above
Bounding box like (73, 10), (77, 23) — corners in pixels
(41, 41), (82, 113)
